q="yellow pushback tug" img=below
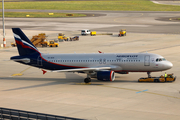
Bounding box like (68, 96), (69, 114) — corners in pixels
(138, 74), (176, 82)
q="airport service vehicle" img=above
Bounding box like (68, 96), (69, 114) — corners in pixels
(118, 29), (126, 37)
(138, 74), (176, 82)
(58, 33), (69, 41)
(90, 31), (96, 36)
(31, 33), (49, 47)
(49, 40), (59, 47)
(11, 28), (173, 83)
(81, 29), (91, 35)
(70, 36), (79, 41)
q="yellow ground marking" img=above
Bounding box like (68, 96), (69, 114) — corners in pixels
(11, 67), (32, 76)
(101, 85), (180, 99)
(76, 83), (92, 85)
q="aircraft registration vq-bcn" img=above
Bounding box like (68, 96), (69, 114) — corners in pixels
(11, 28), (173, 83)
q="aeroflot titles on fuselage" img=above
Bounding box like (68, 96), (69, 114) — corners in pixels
(116, 55), (138, 57)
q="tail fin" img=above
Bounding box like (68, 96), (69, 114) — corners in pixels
(12, 28), (39, 56)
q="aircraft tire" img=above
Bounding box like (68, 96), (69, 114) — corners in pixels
(84, 78), (91, 83)
(154, 79), (159, 82)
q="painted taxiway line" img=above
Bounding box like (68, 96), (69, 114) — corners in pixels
(11, 66), (32, 77)
(100, 85), (180, 99)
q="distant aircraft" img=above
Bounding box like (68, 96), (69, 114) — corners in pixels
(11, 28), (173, 83)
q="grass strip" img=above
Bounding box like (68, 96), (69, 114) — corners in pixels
(0, 12), (86, 18)
(0, 0), (180, 11)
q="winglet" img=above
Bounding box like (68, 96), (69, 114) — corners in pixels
(42, 69), (47, 74)
(98, 51), (103, 53)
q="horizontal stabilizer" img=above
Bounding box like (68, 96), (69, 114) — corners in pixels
(11, 58), (30, 63)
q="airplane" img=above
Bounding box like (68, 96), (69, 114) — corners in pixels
(11, 28), (173, 83)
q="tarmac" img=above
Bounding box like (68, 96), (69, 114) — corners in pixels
(0, 10), (180, 120)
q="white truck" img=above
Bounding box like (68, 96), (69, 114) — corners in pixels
(81, 29), (91, 35)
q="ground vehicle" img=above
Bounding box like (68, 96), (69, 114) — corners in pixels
(30, 33), (49, 47)
(118, 29), (126, 37)
(58, 33), (69, 41)
(11, 42), (17, 47)
(81, 29), (91, 35)
(138, 74), (176, 82)
(70, 36), (79, 41)
(49, 40), (59, 47)
(90, 31), (96, 36)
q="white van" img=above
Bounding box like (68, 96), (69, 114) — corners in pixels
(81, 29), (91, 35)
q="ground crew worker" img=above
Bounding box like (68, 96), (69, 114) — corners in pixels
(164, 72), (167, 82)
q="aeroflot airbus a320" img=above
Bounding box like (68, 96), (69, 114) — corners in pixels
(11, 28), (173, 83)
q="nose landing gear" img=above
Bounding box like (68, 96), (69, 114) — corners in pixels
(147, 72), (151, 78)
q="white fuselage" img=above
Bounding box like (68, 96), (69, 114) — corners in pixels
(41, 53), (173, 72)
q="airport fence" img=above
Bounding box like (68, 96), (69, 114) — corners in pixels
(0, 107), (84, 120)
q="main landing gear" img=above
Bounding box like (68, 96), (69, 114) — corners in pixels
(147, 72), (151, 78)
(84, 74), (91, 83)
(84, 78), (91, 83)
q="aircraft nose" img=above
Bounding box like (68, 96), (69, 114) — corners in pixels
(166, 61), (173, 69)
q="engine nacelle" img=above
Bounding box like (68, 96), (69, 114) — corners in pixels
(97, 71), (115, 81)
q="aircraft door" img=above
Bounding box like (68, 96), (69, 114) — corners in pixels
(99, 59), (102, 64)
(37, 56), (42, 66)
(144, 55), (150, 66)
(103, 59), (106, 64)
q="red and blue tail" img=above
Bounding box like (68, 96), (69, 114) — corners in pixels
(12, 28), (39, 56)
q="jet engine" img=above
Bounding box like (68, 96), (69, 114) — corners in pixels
(97, 71), (115, 81)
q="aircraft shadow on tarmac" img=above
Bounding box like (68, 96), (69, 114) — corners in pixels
(0, 76), (138, 91)
(0, 71), (139, 91)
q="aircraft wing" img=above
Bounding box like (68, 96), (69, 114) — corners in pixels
(42, 67), (112, 74)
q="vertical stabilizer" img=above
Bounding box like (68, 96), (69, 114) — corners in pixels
(12, 28), (39, 56)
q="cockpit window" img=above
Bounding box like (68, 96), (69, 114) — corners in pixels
(156, 58), (166, 62)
